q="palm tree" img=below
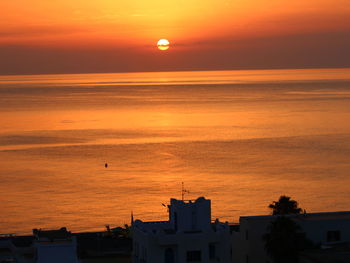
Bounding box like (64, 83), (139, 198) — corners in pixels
(268, 195), (302, 215)
(264, 196), (313, 263)
(263, 216), (301, 263)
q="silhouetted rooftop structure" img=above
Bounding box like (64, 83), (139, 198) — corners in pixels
(33, 227), (72, 241)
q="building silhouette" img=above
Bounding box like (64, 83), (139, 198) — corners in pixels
(132, 197), (231, 263)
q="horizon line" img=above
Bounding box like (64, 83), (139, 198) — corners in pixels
(1, 66), (350, 78)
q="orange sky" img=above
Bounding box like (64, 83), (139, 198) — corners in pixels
(1, 0), (350, 74)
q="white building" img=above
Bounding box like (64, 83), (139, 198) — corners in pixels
(33, 227), (79, 263)
(132, 197), (231, 263)
(231, 211), (350, 263)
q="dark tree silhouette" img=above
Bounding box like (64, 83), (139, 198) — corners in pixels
(263, 217), (301, 263)
(264, 196), (313, 263)
(263, 216), (314, 263)
(268, 195), (303, 215)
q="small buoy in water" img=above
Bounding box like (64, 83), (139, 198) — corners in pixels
(105, 163), (108, 168)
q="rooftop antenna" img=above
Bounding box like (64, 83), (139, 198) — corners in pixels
(181, 182), (189, 201)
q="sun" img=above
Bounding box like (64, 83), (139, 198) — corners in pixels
(157, 39), (170, 51)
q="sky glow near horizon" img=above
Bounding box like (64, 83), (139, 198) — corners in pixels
(0, 0), (350, 74)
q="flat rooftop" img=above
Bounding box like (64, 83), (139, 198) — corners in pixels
(240, 211), (350, 221)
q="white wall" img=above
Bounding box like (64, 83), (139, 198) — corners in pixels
(35, 237), (79, 263)
(169, 197), (211, 232)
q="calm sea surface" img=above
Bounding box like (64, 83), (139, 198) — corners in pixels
(0, 68), (350, 234)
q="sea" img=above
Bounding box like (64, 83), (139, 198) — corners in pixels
(0, 68), (350, 235)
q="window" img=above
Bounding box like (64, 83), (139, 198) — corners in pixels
(144, 247), (147, 260)
(209, 243), (216, 259)
(192, 210), (196, 230)
(327, 231), (341, 242)
(134, 242), (139, 257)
(174, 212), (178, 231)
(187, 250), (201, 262)
(165, 248), (175, 263)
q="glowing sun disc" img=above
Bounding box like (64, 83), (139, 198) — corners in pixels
(157, 39), (170, 51)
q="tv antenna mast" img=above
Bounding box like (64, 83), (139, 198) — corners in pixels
(181, 182), (189, 201)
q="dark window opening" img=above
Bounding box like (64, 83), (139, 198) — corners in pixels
(327, 231), (341, 242)
(174, 212), (178, 231)
(191, 210), (196, 230)
(165, 248), (175, 263)
(209, 243), (216, 259)
(187, 250), (201, 262)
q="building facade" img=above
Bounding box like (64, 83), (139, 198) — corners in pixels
(0, 227), (79, 263)
(132, 197), (231, 263)
(33, 227), (79, 263)
(231, 211), (350, 263)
